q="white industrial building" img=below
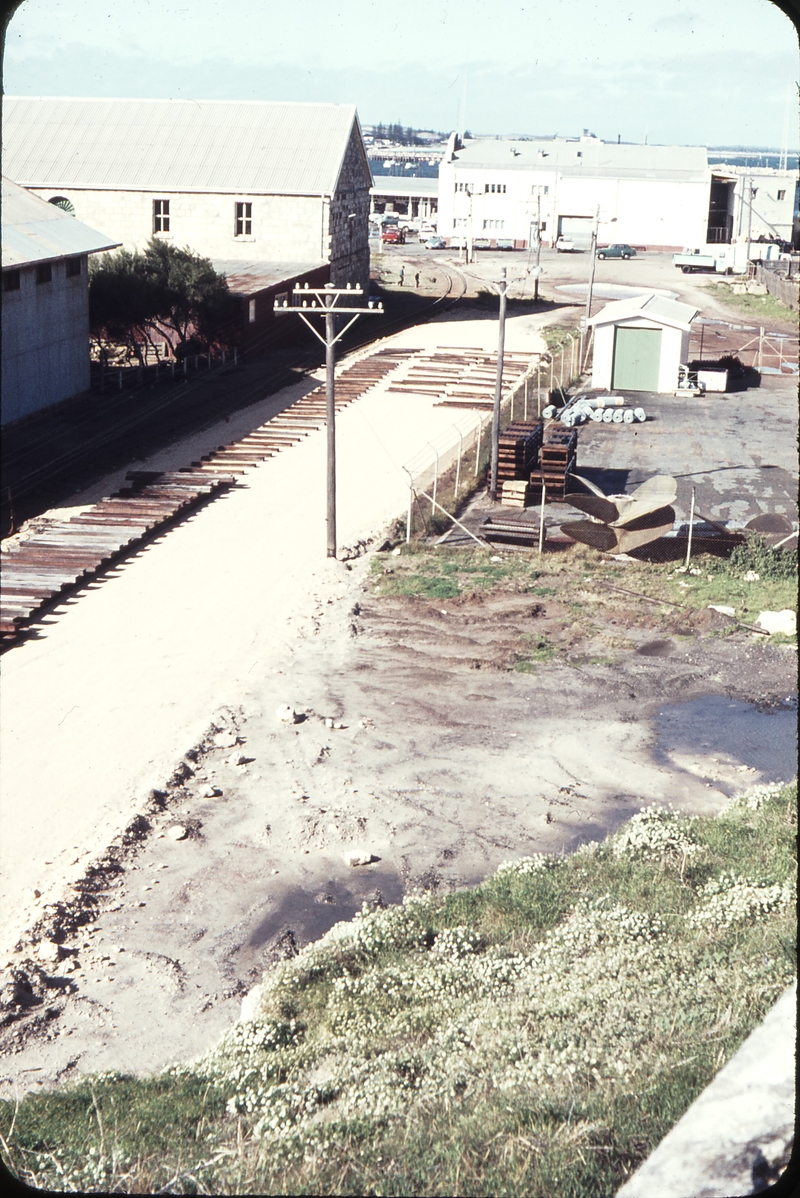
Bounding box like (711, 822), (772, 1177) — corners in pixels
(2, 177), (120, 426)
(2, 97), (373, 292)
(437, 133), (797, 252)
(588, 293), (698, 394)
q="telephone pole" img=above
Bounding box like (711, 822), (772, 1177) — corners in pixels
(489, 267), (508, 499)
(275, 283), (382, 558)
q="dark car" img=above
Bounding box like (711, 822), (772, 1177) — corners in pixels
(597, 243), (637, 259)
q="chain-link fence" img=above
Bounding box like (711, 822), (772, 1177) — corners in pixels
(399, 335), (588, 543)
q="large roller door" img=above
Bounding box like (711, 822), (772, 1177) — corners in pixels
(611, 326), (662, 391)
(557, 215), (593, 249)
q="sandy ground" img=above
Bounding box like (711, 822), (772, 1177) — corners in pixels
(1, 266), (796, 1100)
(0, 307), (545, 958)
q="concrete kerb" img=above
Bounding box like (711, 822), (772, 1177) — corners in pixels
(616, 979), (797, 1198)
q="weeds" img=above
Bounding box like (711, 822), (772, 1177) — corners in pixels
(1, 783), (795, 1196)
(703, 282), (796, 324)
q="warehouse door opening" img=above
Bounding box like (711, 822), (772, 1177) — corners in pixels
(557, 216), (593, 249)
(612, 326), (662, 391)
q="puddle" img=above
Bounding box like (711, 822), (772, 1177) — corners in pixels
(655, 695), (797, 793)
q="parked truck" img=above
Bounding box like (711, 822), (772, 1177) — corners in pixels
(673, 243), (782, 275)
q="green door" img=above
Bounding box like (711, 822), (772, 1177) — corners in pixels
(612, 326), (662, 391)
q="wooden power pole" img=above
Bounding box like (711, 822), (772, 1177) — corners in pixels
(275, 283), (382, 558)
(489, 267), (508, 499)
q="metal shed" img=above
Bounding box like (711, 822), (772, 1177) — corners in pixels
(588, 293), (699, 393)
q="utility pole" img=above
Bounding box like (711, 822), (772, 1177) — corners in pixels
(275, 283), (382, 558)
(745, 178), (755, 276)
(534, 189), (542, 302)
(489, 267), (509, 499)
(582, 207), (600, 370)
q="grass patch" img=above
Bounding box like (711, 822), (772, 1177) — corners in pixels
(703, 282), (796, 324)
(2, 783), (795, 1196)
(368, 540), (797, 638)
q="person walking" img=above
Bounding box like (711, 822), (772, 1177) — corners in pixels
(414, 271), (420, 288)
(399, 265), (405, 286)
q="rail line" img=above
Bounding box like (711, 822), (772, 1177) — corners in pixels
(1, 263), (468, 536)
(0, 346), (421, 649)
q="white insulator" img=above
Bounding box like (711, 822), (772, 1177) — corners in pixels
(591, 408), (604, 422)
(612, 409), (625, 423)
(634, 408), (647, 422)
(602, 408), (614, 423)
(542, 405), (557, 418)
(623, 409), (635, 423)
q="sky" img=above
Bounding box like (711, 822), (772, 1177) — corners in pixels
(3, 0), (798, 148)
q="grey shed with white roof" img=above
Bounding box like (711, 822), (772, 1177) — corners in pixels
(587, 293), (699, 393)
(2, 177), (120, 425)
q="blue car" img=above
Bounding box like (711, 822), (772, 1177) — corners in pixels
(426, 236), (446, 249)
(596, 243), (637, 260)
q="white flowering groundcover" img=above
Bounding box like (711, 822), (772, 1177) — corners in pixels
(2, 781), (796, 1197)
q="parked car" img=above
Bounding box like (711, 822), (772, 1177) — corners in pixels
(597, 243), (637, 259)
(426, 236), (446, 249)
(497, 239), (515, 251)
(382, 226), (406, 244)
(555, 236), (577, 252)
(418, 226), (437, 241)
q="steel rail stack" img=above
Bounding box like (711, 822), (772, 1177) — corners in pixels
(0, 346), (420, 648)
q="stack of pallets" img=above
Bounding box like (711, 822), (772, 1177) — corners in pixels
(496, 420), (543, 487)
(529, 426), (578, 502)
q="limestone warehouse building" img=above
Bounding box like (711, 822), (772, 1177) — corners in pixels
(3, 97), (373, 297)
(2, 177), (120, 426)
(436, 133), (797, 252)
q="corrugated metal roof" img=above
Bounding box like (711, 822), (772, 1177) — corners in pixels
(3, 97), (365, 195)
(449, 138), (709, 181)
(588, 292), (699, 330)
(370, 176), (439, 196)
(212, 259), (326, 296)
(2, 176), (120, 268)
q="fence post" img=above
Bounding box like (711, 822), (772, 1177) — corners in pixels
(402, 466), (413, 543)
(684, 486), (696, 568)
(475, 417), (483, 478)
(524, 376), (528, 421)
(454, 426), (463, 501)
(758, 327), (764, 372)
(537, 365), (542, 416)
(538, 482), (546, 554)
(428, 443), (439, 516)
(569, 335), (575, 383)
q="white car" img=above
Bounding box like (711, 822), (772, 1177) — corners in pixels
(418, 225), (437, 242)
(556, 236), (576, 252)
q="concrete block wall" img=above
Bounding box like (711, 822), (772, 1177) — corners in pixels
(26, 188), (329, 264)
(328, 126), (372, 292)
(2, 257), (91, 425)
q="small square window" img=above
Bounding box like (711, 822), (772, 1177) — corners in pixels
(36, 262), (52, 284)
(66, 257), (82, 277)
(236, 202), (252, 236)
(153, 199), (170, 233)
(3, 269), (21, 292)
(777, 190), (786, 201)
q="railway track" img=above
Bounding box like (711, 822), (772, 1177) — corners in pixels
(0, 346), (421, 649)
(1, 263), (469, 537)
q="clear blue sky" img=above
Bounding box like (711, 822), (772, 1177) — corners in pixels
(3, 0), (798, 148)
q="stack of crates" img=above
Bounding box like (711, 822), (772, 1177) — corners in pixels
(529, 426), (578, 502)
(496, 420), (543, 487)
